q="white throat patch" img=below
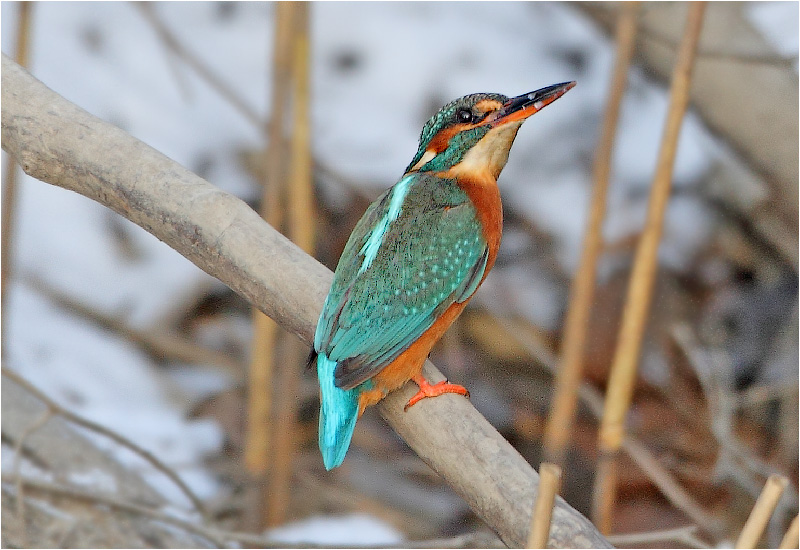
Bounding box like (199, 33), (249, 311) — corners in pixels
(454, 121), (523, 180)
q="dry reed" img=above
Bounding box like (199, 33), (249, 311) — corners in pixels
(593, 2), (707, 534)
(527, 463), (563, 548)
(736, 475), (790, 549)
(265, 1), (313, 527)
(543, 0), (640, 466)
(1, 3), (33, 350)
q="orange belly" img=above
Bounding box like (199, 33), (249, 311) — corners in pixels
(356, 300), (469, 414)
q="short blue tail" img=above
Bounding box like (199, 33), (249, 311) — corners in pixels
(317, 353), (359, 470)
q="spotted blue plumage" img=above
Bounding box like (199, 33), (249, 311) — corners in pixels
(314, 172), (488, 469)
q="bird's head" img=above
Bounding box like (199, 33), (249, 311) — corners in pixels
(404, 81), (575, 180)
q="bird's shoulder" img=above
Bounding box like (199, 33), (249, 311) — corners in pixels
(335, 172), (481, 281)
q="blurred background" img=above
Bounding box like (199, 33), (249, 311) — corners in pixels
(1, 2), (797, 548)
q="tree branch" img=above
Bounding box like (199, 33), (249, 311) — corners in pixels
(1, 54), (609, 548)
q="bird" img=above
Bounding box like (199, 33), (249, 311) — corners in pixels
(311, 81), (575, 470)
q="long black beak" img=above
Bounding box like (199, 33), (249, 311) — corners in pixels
(493, 81), (576, 125)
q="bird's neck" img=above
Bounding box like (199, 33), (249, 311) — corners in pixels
(446, 121), (522, 181)
(431, 123), (522, 268)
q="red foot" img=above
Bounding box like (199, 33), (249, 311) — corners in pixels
(404, 374), (470, 411)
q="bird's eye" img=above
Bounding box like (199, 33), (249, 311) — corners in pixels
(456, 109), (473, 123)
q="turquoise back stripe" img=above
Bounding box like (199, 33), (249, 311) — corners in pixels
(358, 175), (413, 274)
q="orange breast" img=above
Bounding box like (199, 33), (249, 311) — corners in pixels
(455, 173), (503, 273)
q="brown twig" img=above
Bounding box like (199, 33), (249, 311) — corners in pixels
(1, 2), (33, 353)
(640, 21), (798, 70)
(594, 1), (707, 534)
(671, 323), (798, 510)
(11, 408), (52, 548)
(735, 475), (790, 549)
(619, 436), (722, 535)
(24, 274), (243, 377)
(294, 471), (429, 537)
(543, 0), (640, 466)
(53, 517), (82, 548)
(135, 3), (262, 128)
(737, 381), (799, 410)
(3, 474), (225, 548)
(6, 472), (507, 549)
(1, 367), (209, 519)
(528, 463), (563, 548)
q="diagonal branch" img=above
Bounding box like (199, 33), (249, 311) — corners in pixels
(1, 54), (609, 549)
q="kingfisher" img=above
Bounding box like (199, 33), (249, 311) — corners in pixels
(311, 81), (575, 469)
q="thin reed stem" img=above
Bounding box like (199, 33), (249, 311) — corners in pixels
(543, 0), (640, 466)
(136, 3), (262, 127)
(1, 2), (33, 352)
(527, 463), (563, 548)
(736, 475), (790, 549)
(266, 1), (313, 528)
(244, 1), (297, 529)
(779, 515), (799, 549)
(593, 2), (707, 534)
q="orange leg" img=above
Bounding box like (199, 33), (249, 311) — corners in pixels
(404, 374), (470, 411)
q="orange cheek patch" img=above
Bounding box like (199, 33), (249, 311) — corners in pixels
(427, 124), (468, 153)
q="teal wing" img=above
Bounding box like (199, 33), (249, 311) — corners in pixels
(314, 172), (489, 390)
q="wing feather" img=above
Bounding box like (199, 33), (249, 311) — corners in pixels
(314, 173), (489, 391)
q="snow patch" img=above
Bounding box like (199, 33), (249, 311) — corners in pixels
(267, 514), (403, 546)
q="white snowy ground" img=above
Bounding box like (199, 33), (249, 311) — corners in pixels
(2, 1), (796, 545)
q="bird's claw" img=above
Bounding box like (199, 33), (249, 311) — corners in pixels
(404, 375), (470, 411)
